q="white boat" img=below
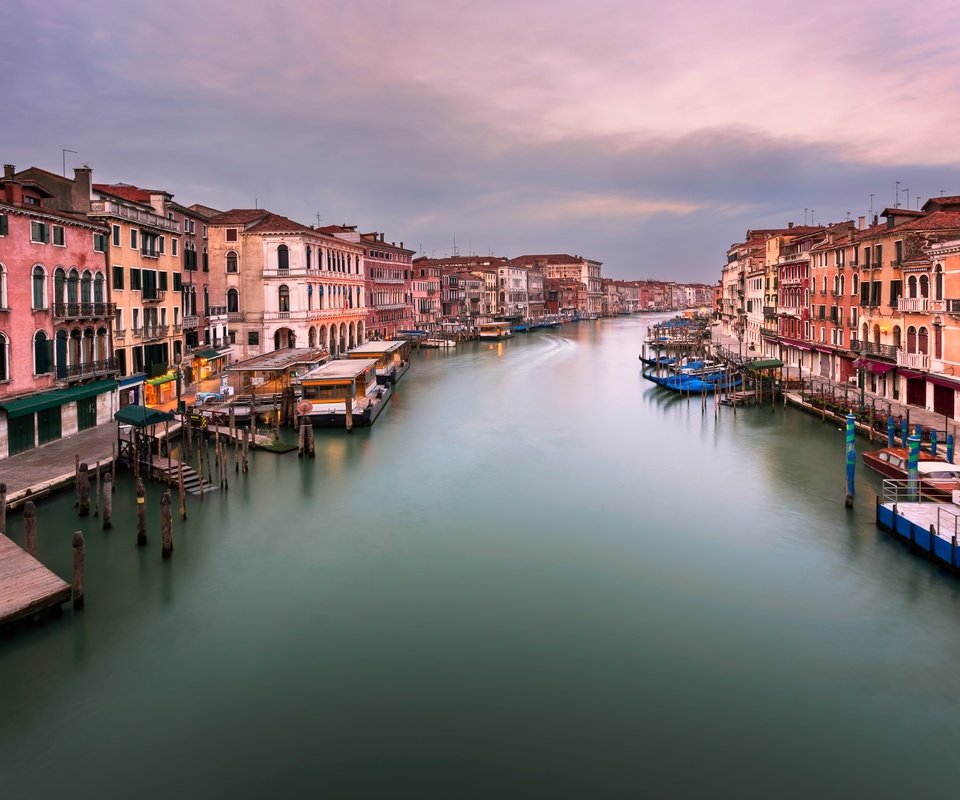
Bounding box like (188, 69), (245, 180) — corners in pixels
(424, 338), (456, 348)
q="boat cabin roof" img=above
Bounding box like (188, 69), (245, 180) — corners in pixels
(347, 341), (407, 356)
(229, 347), (329, 373)
(300, 358), (378, 383)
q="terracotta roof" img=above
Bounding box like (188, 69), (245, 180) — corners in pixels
(243, 212), (317, 236)
(207, 209), (269, 225)
(93, 183), (162, 204)
(893, 211), (960, 232)
(511, 253), (584, 265)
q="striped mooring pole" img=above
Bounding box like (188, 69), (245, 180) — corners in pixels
(907, 434), (921, 502)
(948, 433), (955, 464)
(845, 413), (856, 508)
(931, 428), (939, 457)
(887, 415), (895, 448)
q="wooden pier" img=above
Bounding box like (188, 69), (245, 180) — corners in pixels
(151, 457), (217, 496)
(0, 533), (71, 627)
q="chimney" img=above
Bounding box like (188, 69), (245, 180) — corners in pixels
(873, 215), (879, 226)
(787, 221), (794, 229)
(3, 164), (14, 180)
(858, 216), (865, 230)
(71, 165), (93, 213)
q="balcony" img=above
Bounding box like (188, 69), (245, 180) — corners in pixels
(776, 305), (800, 316)
(52, 302), (116, 321)
(141, 248), (159, 259)
(141, 289), (166, 303)
(763, 306), (777, 318)
(141, 325), (169, 341)
(945, 299), (960, 315)
(59, 357), (118, 380)
(228, 311), (244, 322)
(897, 350), (930, 370)
(88, 199), (181, 233)
(183, 315), (199, 329)
(898, 297), (929, 313)
(173, 323), (183, 333)
(851, 339), (897, 359)
(114, 329), (125, 341)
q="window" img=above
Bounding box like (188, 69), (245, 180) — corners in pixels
(172, 238), (178, 257)
(226, 228), (238, 242)
(227, 288), (239, 313)
(31, 221), (50, 243)
(895, 241), (903, 265)
(173, 272), (182, 292)
(890, 280), (902, 307)
(0, 333), (7, 381)
(94, 273), (105, 303)
(0, 264), (5, 308)
(52, 225), (65, 246)
(93, 232), (107, 252)
(130, 267), (141, 291)
(226, 251), (238, 273)
(278, 284), (290, 312)
(32, 266), (46, 308)
(248, 331), (259, 346)
(0, 213), (8, 236)
(34, 331), (52, 375)
(113, 266), (124, 290)
(871, 281), (882, 307)
(277, 245), (289, 271)
(112, 224), (121, 246)
(158, 235), (165, 255)
(202, 248), (208, 272)
(130, 229), (138, 250)
(159, 271), (168, 291)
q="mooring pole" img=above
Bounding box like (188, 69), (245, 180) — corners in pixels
(845, 413), (856, 508)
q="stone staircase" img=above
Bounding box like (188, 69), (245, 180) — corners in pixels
(152, 457), (218, 495)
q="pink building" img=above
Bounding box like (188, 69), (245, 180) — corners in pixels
(411, 259), (441, 330)
(0, 164), (116, 458)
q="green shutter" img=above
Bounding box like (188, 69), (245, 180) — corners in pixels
(159, 271), (168, 291)
(130, 268), (141, 290)
(173, 273), (182, 292)
(113, 265), (124, 290)
(0, 213), (7, 236)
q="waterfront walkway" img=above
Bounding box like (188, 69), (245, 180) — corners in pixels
(0, 533), (71, 626)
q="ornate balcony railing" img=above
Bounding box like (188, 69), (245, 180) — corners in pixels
(114, 328), (125, 341)
(228, 312), (244, 322)
(141, 289), (166, 303)
(183, 315), (199, 329)
(60, 357), (118, 380)
(851, 339), (897, 359)
(52, 302), (116, 320)
(897, 350), (930, 370)
(898, 297), (929, 313)
(88, 199), (181, 232)
(141, 325), (169, 341)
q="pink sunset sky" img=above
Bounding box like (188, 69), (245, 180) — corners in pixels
(4, 0), (960, 281)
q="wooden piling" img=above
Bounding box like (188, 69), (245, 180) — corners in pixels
(0, 482), (6, 537)
(23, 501), (37, 558)
(205, 433), (213, 485)
(72, 531), (85, 610)
(161, 489), (173, 559)
(307, 418), (315, 457)
(136, 478), (147, 546)
(186, 413), (193, 460)
(102, 472), (113, 530)
(242, 427), (249, 473)
(94, 461), (101, 517)
(178, 462), (187, 520)
(78, 462), (90, 517)
(74, 454), (80, 507)
(298, 418), (306, 457)
(111, 442), (116, 489)
(345, 397), (354, 432)
(197, 429), (205, 501)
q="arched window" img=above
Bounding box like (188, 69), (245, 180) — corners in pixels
(918, 326), (929, 354)
(32, 266), (46, 309)
(94, 272), (105, 304)
(278, 284), (290, 313)
(81, 270), (93, 305)
(227, 288), (239, 313)
(873, 324), (881, 347)
(307, 283), (313, 311)
(907, 326), (917, 352)
(306, 246), (312, 270)
(277, 244), (289, 271)
(852, 274), (859, 295)
(936, 265), (944, 301)
(54, 267), (66, 307)
(908, 275), (918, 298)
(0, 333), (8, 381)
(67, 269), (79, 304)
(34, 331), (50, 375)
(892, 325), (902, 349)
(919, 274), (929, 299)
(226, 251), (238, 273)
(0, 263), (6, 309)
(318, 284), (324, 309)
(935, 324), (943, 360)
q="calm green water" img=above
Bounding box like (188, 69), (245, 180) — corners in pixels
(3, 316), (960, 798)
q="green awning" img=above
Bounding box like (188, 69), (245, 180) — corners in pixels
(0, 379), (118, 420)
(193, 348), (225, 360)
(146, 374), (176, 386)
(745, 358), (783, 370)
(114, 405), (176, 428)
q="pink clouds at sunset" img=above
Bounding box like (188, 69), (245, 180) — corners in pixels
(3, 0), (960, 280)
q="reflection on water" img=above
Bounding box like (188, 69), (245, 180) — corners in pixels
(1, 315), (959, 799)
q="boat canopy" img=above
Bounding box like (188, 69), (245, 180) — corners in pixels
(745, 359), (783, 370)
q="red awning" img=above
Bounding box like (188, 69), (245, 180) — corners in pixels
(864, 361), (897, 375)
(899, 370), (924, 379)
(925, 374), (960, 391)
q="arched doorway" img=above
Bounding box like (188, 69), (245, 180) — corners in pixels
(308, 326), (316, 348)
(339, 323), (347, 355)
(273, 327), (296, 350)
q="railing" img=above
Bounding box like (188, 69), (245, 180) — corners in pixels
(930, 299), (946, 313)
(88, 199), (181, 232)
(114, 329), (126, 341)
(228, 311), (244, 322)
(141, 325), (169, 341)
(763, 306), (777, 318)
(208, 305), (226, 317)
(60, 357), (118, 379)
(132, 326), (142, 338)
(173, 323), (182, 333)
(183, 315), (199, 329)
(898, 297), (929, 313)
(141, 289), (166, 303)
(141, 248), (159, 259)
(776, 305), (800, 316)
(897, 350), (930, 370)
(52, 302), (116, 320)
(851, 339), (898, 359)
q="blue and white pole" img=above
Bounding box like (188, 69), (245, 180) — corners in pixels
(948, 434), (955, 464)
(907, 434), (921, 502)
(845, 413), (856, 508)
(887, 415), (896, 448)
(901, 418), (908, 447)
(931, 428), (939, 457)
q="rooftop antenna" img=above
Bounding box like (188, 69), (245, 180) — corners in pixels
(811, 209), (816, 225)
(869, 193), (875, 218)
(804, 207), (808, 225)
(62, 148), (77, 176)
(895, 180), (901, 208)
(845, 210), (851, 220)
(901, 187), (910, 210)
(453, 234), (458, 257)
(315, 212), (323, 227)
(941, 189), (946, 197)
(255, 197), (258, 209)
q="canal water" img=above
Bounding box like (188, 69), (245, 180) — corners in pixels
(3, 315), (960, 798)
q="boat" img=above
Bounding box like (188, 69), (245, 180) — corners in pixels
(346, 340), (411, 384)
(299, 359), (392, 427)
(478, 321), (513, 340)
(861, 447), (960, 498)
(423, 338), (456, 348)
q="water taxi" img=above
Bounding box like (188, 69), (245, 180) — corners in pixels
(346, 340), (411, 385)
(299, 359), (391, 427)
(478, 321), (513, 340)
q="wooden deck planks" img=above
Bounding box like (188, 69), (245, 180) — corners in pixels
(0, 534), (70, 625)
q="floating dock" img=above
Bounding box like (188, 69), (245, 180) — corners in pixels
(875, 487), (960, 570)
(0, 534), (71, 627)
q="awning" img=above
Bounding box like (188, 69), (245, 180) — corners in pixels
(119, 373), (146, 388)
(899, 370), (924, 379)
(745, 358), (783, 370)
(925, 374), (960, 391)
(864, 361), (897, 375)
(0, 379), (118, 420)
(193, 348), (225, 361)
(114, 405), (176, 428)
(146, 374), (177, 386)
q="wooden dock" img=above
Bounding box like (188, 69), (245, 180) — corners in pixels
(0, 533), (71, 627)
(151, 457), (217, 495)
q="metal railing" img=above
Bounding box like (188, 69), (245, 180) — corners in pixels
(114, 328), (125, 341)
(61, 357), (118, 379)
(141, 324), (169, 341)
(141, 289), (166, 303)
(851, 339), (897, 359)
(52, 302), (116, 320)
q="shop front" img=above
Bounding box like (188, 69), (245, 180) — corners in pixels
(144, 373), (177, 407)
(192, 348), (227, 382)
